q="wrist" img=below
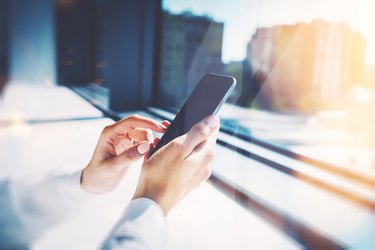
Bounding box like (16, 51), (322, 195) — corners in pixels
(56, 168), (99, 202)
(133, 187), (171, 216)
(80, 167), (92, 192)
(80, 167), (103, 194)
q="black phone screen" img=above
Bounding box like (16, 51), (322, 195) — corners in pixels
(149, 73), (236, 156)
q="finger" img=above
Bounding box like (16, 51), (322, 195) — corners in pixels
(105, 115), (167, 135)
(188, 130), (218, 163)
(144, 138), (159, 162)
(154, 137), (161, 146)
(105, 128), (155, 156)
(127, 128), (154, 143)
(162, 120), (171, 128)
(108, 141), (151, 171)
(176, 115), (220, 157)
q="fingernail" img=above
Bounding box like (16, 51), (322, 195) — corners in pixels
(205, 115), (219, 128)
(158, 123), (168, 129)
(137, 142), (151, 155)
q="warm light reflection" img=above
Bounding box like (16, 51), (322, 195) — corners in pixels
(347, 88), (375, 144)
(8, 121), (31, 137)
(1, 111), (24, 121)
(352, 87), (373, 104)
(44, 77), (54, 87)
(249, 20), (366, 113)
(161, 0), (375, 177)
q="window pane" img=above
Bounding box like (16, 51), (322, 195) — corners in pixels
(92, 0), (110, 87)
(157, 0), (375, 179)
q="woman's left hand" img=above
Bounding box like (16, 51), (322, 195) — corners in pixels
(81, 114), (169, 194)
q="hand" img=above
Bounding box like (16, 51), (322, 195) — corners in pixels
(81, 115), (169, 194)
(133, 115), (220, 215)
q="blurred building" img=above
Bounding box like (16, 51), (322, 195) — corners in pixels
(247, 20), (366, 113)
(365, 64), (375, 86)
(159, 11), (224, 108)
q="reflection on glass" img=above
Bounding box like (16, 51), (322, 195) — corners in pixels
(158, 0), (375, 178)
(93, 0), (109, 86)
(159, 11), (224, 108)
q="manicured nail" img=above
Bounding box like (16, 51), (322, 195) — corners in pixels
(205, 115), (219, 128)
(158, 123), (168, 129)
(137, 142), (151, 155)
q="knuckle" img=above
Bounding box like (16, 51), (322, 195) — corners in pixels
(202, 165), (212, 180)
(145, 128), (152, 133)
(205, 149), (215, 162)
(194, 123), (208, 136)
(145, 129), (154, 141)
(103, 125), (113, 134)
(129, 114), (141, 120)
(169, 140), (186, 153)
(144, 128), (153, 136)
(170, 140), (182, 149)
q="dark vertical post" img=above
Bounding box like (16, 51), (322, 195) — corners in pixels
(0, 0), (9, 93)
(107, 0), (160, 111)
(55, 0), (95, 85)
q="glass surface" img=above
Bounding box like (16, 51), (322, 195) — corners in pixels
(158, 0), (375, 179)
(92, 0), (111, 86)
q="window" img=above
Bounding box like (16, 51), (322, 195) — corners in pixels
(155, 0), (375, 184)
(92, 0), (110, 86)
(63, 1), (374, 247)
(152, 2), (375, 248)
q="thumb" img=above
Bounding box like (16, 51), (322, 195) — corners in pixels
(109, 142), (151, 168)
(143, 137), (160, 162)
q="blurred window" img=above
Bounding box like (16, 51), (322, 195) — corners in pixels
(155, 0), (375, 182)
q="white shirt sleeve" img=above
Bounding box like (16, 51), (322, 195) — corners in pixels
(101, 198), (167, 250)
(8, 168), (97, 242)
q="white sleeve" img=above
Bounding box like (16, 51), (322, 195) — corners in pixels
(101, 198), (167, 250)
(8, 168), (98, 242)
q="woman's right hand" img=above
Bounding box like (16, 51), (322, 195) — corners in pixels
(133, 115), (220, 215)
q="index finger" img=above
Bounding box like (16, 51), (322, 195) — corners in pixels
(108, 115), (167, 135)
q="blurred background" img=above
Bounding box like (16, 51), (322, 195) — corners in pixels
(1, 0), (375, 249)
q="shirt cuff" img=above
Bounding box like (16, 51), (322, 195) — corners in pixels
(8, 167), (99, 240)
(102, 198), (167, 250)
(55, 169), (98, 204)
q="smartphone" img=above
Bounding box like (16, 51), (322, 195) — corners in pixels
(149, 73), (236, 156)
